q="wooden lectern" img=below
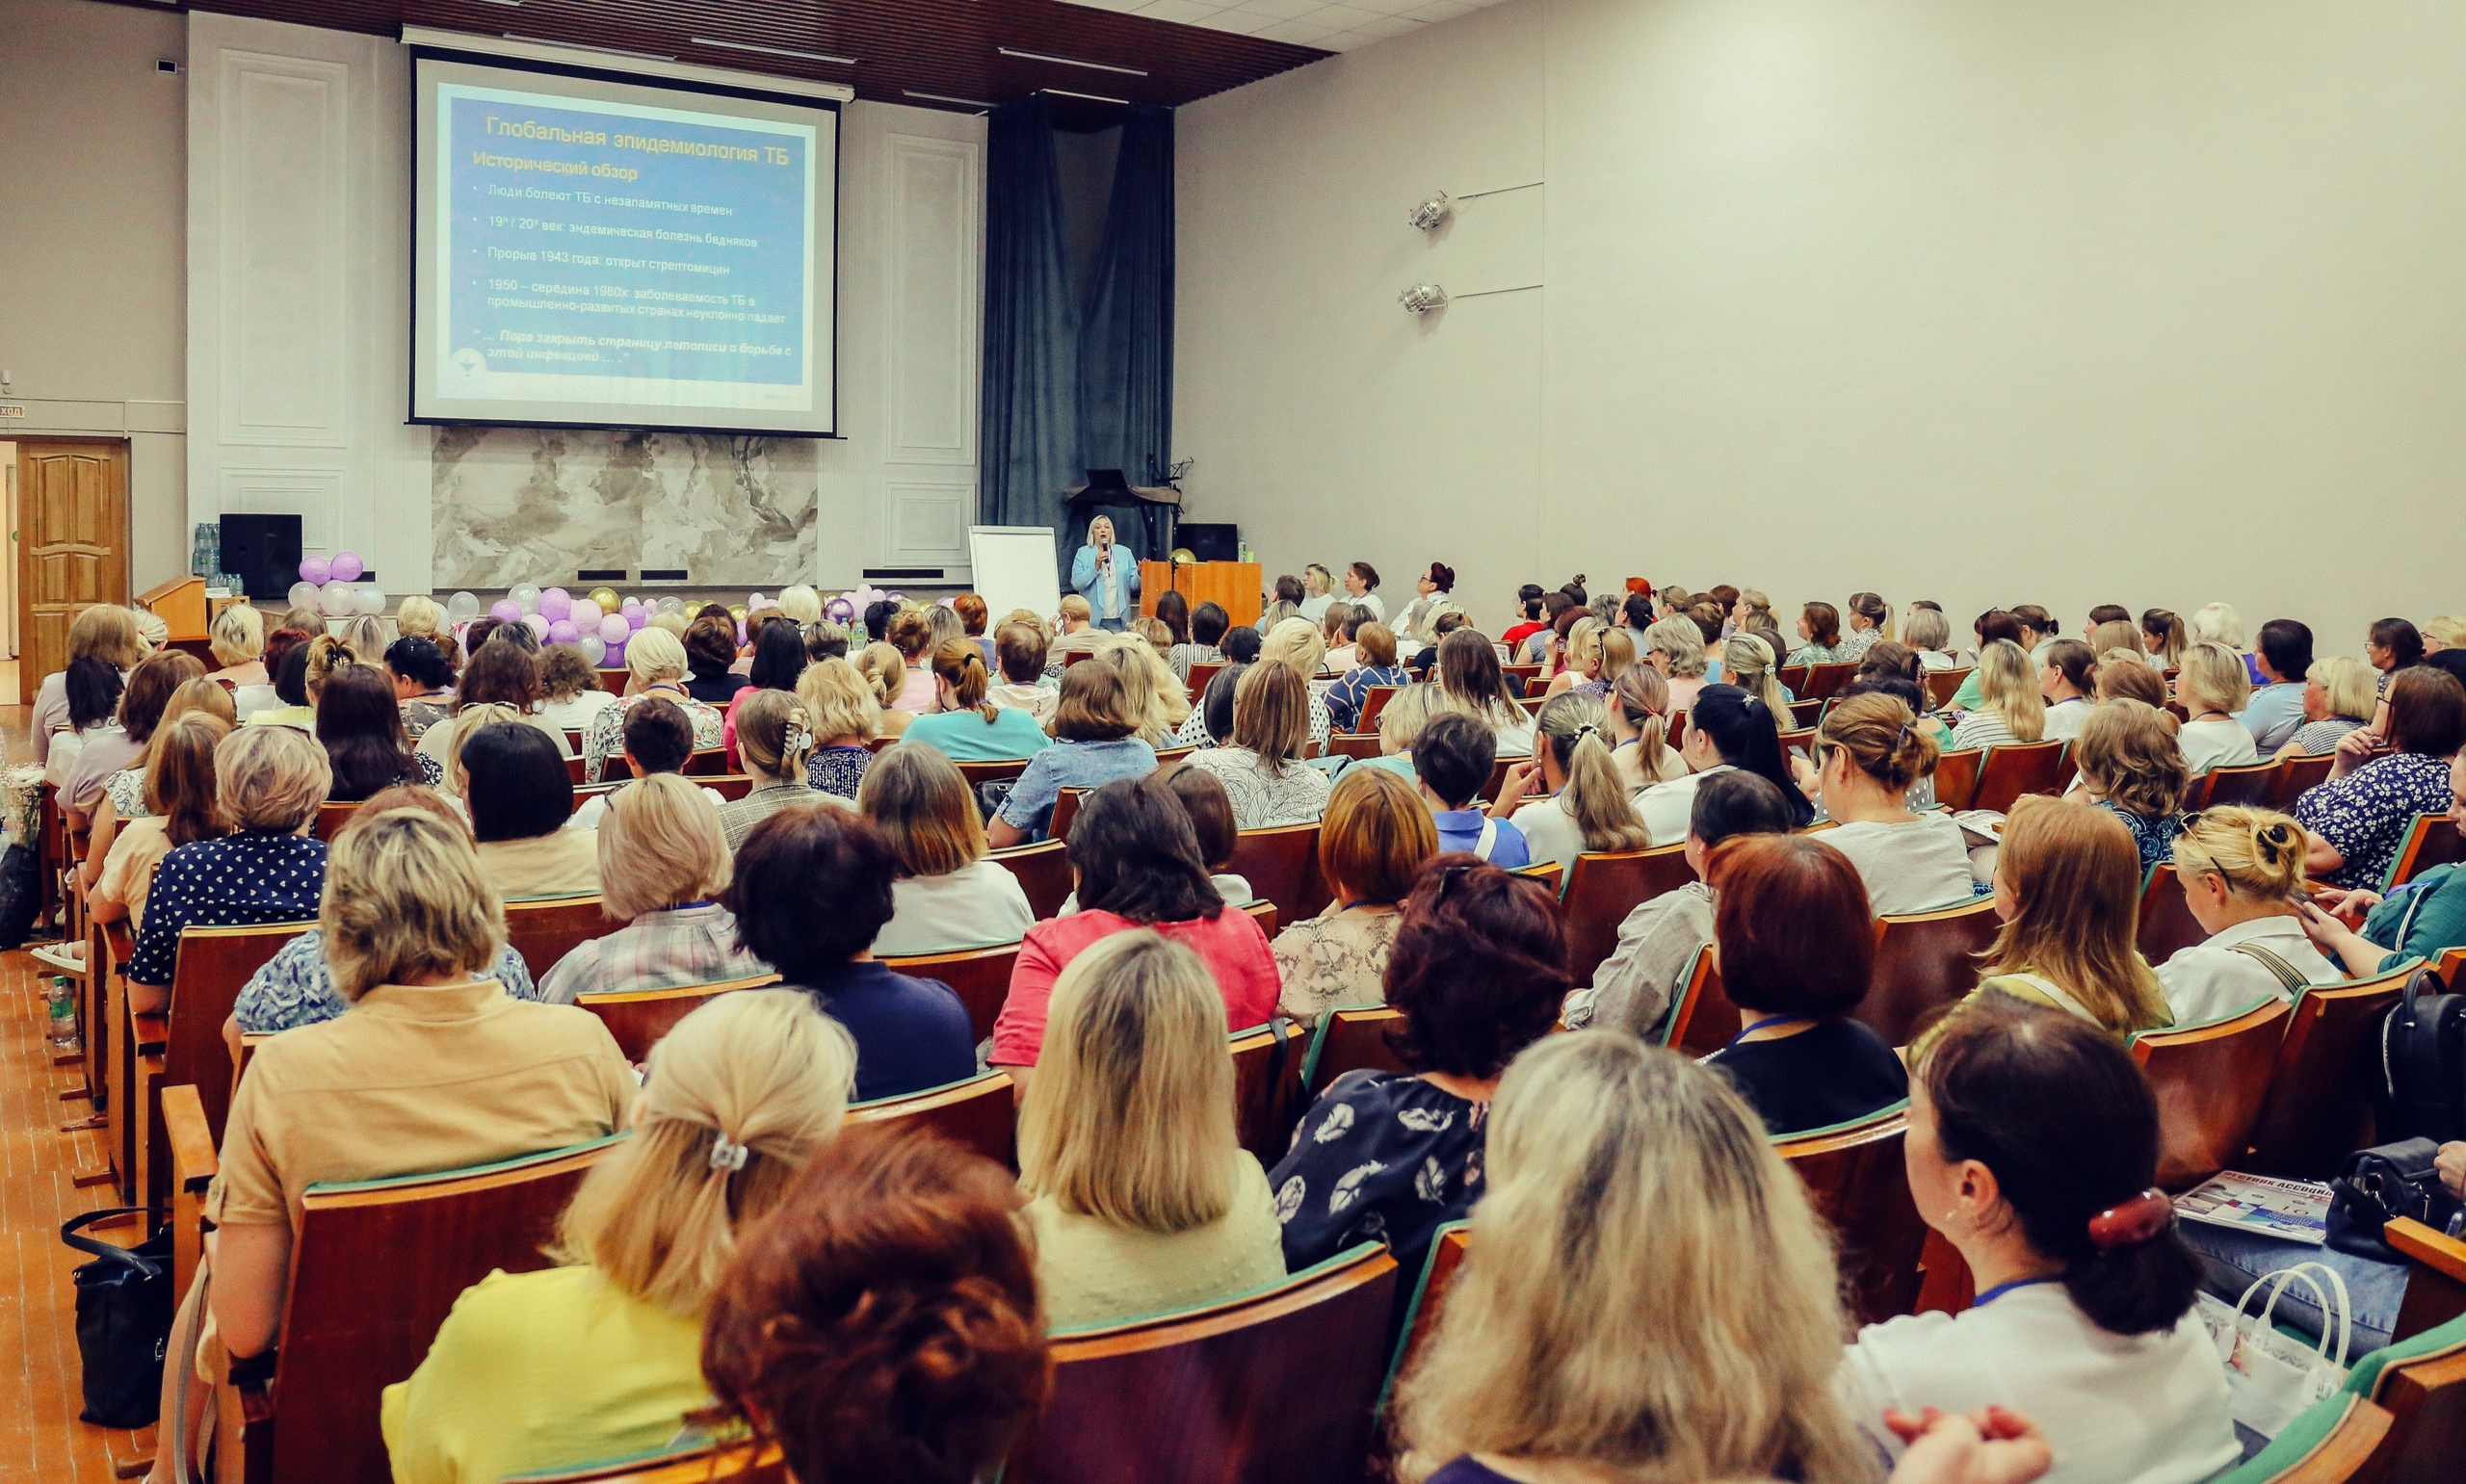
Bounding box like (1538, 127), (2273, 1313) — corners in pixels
(136, 576), (236, 664)
(1140, 560), (1263, 629)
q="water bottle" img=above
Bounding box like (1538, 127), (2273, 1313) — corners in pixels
(46, 976), (76, 1046)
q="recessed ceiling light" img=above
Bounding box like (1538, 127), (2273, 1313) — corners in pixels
(905, 90), (999, 109)
(502, 34), (676, 62)
(1039, 87), (1131, 105)
(997, 47), (1147, 77)
(692, 38), (857, 65)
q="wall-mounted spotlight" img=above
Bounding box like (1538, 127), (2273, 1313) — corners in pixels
(1398, 283), (1449, 315)
(1406, 193), (1452, 232)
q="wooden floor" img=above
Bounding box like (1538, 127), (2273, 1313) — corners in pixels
(0, 662), (152, 1480)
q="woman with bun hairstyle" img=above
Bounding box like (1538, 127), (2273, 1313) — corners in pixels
(1842, 993), (2235, 1484)
(1971, 797), (2171, 1036)
(2036, 638), (2097, 742)
(2140, 608), (2189, 672)
(1395, 561), (1461, 647)
(882, 609), (940, 714)
(1801, 692), (1977, 915)
(1489, 692), (1649, 876)
(2155, 807), (2343, 1028)
(381, 991), (857, 1484)
(1840, 590), (1893, 661)
(901, 638), (1055, 762)
(1637, 683), (1814, 846)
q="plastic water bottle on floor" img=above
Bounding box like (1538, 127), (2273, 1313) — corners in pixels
(46, 976), (76, 1046)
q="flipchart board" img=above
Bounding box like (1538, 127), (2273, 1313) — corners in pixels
(967, 527), (1063, 629)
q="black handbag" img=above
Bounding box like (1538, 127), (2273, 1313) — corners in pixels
(0, 841), (41, 950)
(64, 1208), (172, 1428)
(2324, 1138), (2463, 1263)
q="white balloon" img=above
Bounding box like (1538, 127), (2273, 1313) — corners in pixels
(654, 596), (683, 616)
(289, 582), (320, 611)
(569, 598), (602, 629)
(578, 634), (606, 666)
(318, 580), (354, 616)
(354, 586), (385, 615)
(510, 583), (542, 615)
(446, 590), (482, 621)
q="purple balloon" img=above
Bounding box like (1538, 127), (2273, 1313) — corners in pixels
(602, 638), (625, 667)
(490, 599), (522, 624)
(521, 613), (551, 641)
(546, 619), (579, 644)
(328, 551), (364, 583)
(736, 621), (748, 645)
(596, 613), (631, 645)
(626, 606), (648, 630)
(538, 587), (572, 621)
(299, 556), (331, 586)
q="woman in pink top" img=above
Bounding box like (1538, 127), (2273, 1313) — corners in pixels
(883, 610), (941, 715)
(991, 774), (1280, 1080)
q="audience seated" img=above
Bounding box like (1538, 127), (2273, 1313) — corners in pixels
(539, 774), (765, 1004)
(2172, 640), (2260, 776)
(902, 638), (1055, 762)
(1257, 616), (1338, 747)
(989, 622), (1058, 721)
(1605, 663), (1688, 789)
(31, 603), (149, 767)
(461, 723), (599, 899)
(1272, 856), (1563, 1280)
(1432, 628), (1535, 756)
(2154, 806), (2342, 1027)
(1046, 592), (1105, 673)
(317, 658), (426, 800)
(232, 787), (539, 1039)
(1414, 712), (1529, 866)
(1182, 662), (1332, 828)
(1566, 769), (1797, 1036)
(2088, 616), (2145, 669)
(385, 636), (457, 740)
(1391, 1031), (1879, 1484)
(1721, 630), (1794, 712)
(862, 743), (1035, 955)
(2301, 749), (2466, 973)
(2282, 652), (2375, 757)
(2243, 619), (2314, 752)
(1640, 683), (1812, 846)
(1320, 601), (1361, 669)
(1325, 620), (1408, 732)
(1220, 618), (1263, 666)
(2092, 648), (2169, 709)
(1843, 994), (2235, 1483)
(579, 632), (719, 782)
(85, 671), (227, 843)
(2295, 664), (2466, 889)
(698, 1127), (1048, 1483)
(124, 725), (328, 1016)
(1164, 766), (1256, 905)
(797, 654), (885, 800)
(384, 988), (854, 1482)
(1394, 561), (1461, 646)
(1950, 612), (2027, 711)
(880, 610), (940, 714)
(1701, 835), (1909, 1133)
(1800, 693), (1976, 913)
(1641, 614), (1712, 713)
(1500, 583), (1550, 658)
(529, 642), (613, 736)
(1490, 692), (1648, 875)
(2068, 699), (2190, 871)
(2035, 639), (2095, 742)
(1972, 797), (2171, 1035)
(1786, 599), (1850, 665)
(1019, 930), (1286, 1328)
(1273, 767), (1435, 1027)
(572, 698), (727, 831)
(988, 664), (1158, 846)
(680, 613), (748, 709)
(64, 649), (200, 821)
(717, 617), (806, 752)
(1950, 639), (2046, 751)
(1172, 657), (1246, 748)
(993, 774), (1279, 1083)
(1096, 634), (1194, 746)
(204, 603), (272, 716)
(80, 709), (227, 948)
(1841, 589), (1893, 660)
(1541, 616), (1608, 699)
(45, 651), (126, 791)
(1903, 604), (1959, 669)
(2141, 607), (2190, 671)
(717, 689), (826, 850)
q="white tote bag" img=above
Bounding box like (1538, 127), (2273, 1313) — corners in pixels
(2194, 1262), (2353, 1438)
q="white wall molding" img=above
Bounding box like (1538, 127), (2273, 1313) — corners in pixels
(214, 48), (351, 449)
(883, 134), (984, 472)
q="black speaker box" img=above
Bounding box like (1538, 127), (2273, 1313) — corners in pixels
(220, 514), (302, 605)
(1180, 523), (1240, 562)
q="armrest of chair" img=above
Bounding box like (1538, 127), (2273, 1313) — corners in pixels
(2387, 1216), (2466, 1343)
(162, 1082), (219, 1300)
(102, 921), (133, 972)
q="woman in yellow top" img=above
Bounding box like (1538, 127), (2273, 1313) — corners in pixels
(380, 989), (858, 1483)
(1018, 929), (1286, 1329)
(1968, 795), (2171, 1037)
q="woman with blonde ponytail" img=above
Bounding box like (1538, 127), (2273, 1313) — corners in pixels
(383, 990), (856, 1484)
(1721, 631), (1795, 715)
(904, 637), (1055, 761)
(1803, 692), (1978, 915)
(1606, 664), (1687, 789)
(1490, 692), (1649, 875)
(2156, 807), (2342, 1027)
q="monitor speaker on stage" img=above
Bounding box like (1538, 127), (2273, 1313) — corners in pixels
(220, 514), (302, 605)
(1180, 523), (1240, 562)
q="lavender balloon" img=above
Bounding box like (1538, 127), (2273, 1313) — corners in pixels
(328, 551), (364, 583)
(547, 619), (580, 644)
(539, 587), (572, 621)
(597, 613), (631, 645)
(522, 613), (550, 641)
(626, 606), (648, 631)
(299, 556), (331, 586)
(569, 598), (602, 629)
(490, 599), (522, 624)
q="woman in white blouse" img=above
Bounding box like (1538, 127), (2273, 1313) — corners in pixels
(1431, 628), (1535, 758)
(1950, 640), (2046, 752)
(1605, 664), (1687, 791)
(1180, 663), (1332, 829)
(1489, 692), (1650, 876)
(1902, 605), (1959, 670)
(860, 743), (1035, 957)
(2155, 806), (2344, 1028)
(2036, 638), (2096, 742)
(2173, 641), (2260, 778)
(1839, 994), (2237, 1484)
(1794, 693), (1977, 915)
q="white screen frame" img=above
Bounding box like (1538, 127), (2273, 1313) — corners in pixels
(410, 48), (840, 437)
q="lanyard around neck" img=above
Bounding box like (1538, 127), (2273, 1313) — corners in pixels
(1972, 1274), (2059, 1307)
(1724, 1014), (1809, 1049)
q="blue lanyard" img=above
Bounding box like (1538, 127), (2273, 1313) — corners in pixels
(668, 900), (716, 912)
(1337, 898), (1382, 913)
(1724, 1015), (1806, 1049)
(1973, 1275), (2059, 1307)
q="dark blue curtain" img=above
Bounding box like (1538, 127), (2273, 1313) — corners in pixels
(979, 101), (1175, 573)
(1075, 106), (1176, 560)
(979, 98), (1081, 560)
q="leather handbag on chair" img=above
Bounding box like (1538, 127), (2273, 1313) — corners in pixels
(2323, 1137), (2463, 1262)
(63, 1208), (172, 1427)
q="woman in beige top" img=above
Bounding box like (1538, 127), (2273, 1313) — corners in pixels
(1017, 930), (1285, 1330)
(83, 712), (230, 937)
(461, 722), (600, 900)
(1274, 768), (1437, 1028)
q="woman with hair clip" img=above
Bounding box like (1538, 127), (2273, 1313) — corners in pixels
(1797, 692), (1977, 915)
(1018, 930), (1286, 1328)
(2153, 807), (2342, 1027)
(1182, 661), (1334, 828)
(382, 991), (859, 1484)
(1721, 631), (1795, 714)
(1840, 590), (1893, 661)
(1434, 626), (1537, 756)
(716, 689), (826, 848)
(1968, 796), (2172, 1036)
(1391, 561), (1460, 646)
(902, 638), (1054, 761)
(2141, 608), (2190, 672)
(1951, 639), (2047, 751)
(1842, 993), (2235, 1483)
(1604, 663), (1687, 791)
(1488, 692), (1649, 876)
(1391, 1031), (1902, 1484)
(1638, 683), (1814, 846)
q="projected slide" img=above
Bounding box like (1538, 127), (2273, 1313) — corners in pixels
(412, 52), (839, 435)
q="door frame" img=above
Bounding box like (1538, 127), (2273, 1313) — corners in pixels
(13, 435), (134, 706)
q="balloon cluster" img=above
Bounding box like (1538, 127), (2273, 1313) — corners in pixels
(292, 552), (384, 620)
(425, 581), (879, 670)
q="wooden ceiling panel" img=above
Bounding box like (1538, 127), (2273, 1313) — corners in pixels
(170, 0), (1327, 119)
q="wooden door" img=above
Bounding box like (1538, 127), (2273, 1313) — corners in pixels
(15, 439), (128, 704)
